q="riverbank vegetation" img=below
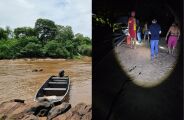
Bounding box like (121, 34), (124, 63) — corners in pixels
(0, 18), (91, 59)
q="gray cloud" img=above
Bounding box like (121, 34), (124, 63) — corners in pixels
(0, 0), (91, 38)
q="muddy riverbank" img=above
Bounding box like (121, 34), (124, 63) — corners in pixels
(0, 57), (91, 106)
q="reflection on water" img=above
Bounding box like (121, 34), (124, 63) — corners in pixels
(0, 57), (91, 106)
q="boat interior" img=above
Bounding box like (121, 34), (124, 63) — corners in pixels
(36, 76), (69, 99)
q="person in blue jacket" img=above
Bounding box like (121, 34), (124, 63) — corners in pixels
(148, 19), (161, 61)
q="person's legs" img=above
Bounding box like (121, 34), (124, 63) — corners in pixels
(155, 40), (159, 57)
(171, 37), (178, 55)
(133, 38), (136, 49)
(150, 40), (155, 60)
(130, 37), (133, 48)
(130, 35), (136, 49)
(143, 33), (146, 42)
(170, 39), (174, 55)
(172, 48), (175, 55)
(132, 31), (137, 49)
(137, 32), (141, 43)
(139, 33), (142, 43)
(147, 37), (150, 48)
(130, 31), (136, 49)
(148, 35), (150, 47)
(145, 33), (149, 47)
(147, 34), (150, 41)
(168, 47), (171, 54)
(168, 36), (173, 54)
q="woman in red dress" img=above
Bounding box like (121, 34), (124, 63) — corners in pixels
(128, 11), (137, 49)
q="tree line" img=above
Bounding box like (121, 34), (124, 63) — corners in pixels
(0, 18), (91, 59)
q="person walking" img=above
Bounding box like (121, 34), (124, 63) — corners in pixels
(143, 22), (150, 47)
(128, 11), (137, 49)
(137, 25), (142, 43)
(148, 19), (161, 61)
(165, 23), (180, 55)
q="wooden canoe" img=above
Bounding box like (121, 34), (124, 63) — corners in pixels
(35, 70), (70, 103)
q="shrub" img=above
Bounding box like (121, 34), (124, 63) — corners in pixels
(20, 42), (42, 57)
(43, 40), (71, 58)
(0, 39), (19, 59)
(78, 44), (92, 56)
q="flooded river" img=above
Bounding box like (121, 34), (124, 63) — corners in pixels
(0, 57), (91, 106)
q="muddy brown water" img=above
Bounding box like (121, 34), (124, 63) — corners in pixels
(0, 57), (91, 106)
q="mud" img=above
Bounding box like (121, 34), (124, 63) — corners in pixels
(0, 57), (91, 106)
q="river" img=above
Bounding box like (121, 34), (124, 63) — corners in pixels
(0, 57), (91, 106)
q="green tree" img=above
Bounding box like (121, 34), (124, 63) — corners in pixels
(55, 25), (74, 42)
(20, 42), (42, 57)
(43, 40), (70, 58)
(78, 44), (92, 56)
(73, 33), (91, 54)
(64, 39), (76, 57)
(14, 27), (35, 39)
(35, 18), (57, 45)
(0, 17), (92, 59)
(5, 26), (14, 39)
(0, 28), (8, 40)
(16, 36), (40, 48)
(74, 33), (91, 45)
(0, 39), (18, 59)
(14, 36), (40, 57)
(43, 40), (58, 57)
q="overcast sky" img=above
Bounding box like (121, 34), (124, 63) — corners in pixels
(0, 0), (91, 38)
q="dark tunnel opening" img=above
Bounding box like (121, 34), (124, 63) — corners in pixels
(92, 0), (183, 120)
